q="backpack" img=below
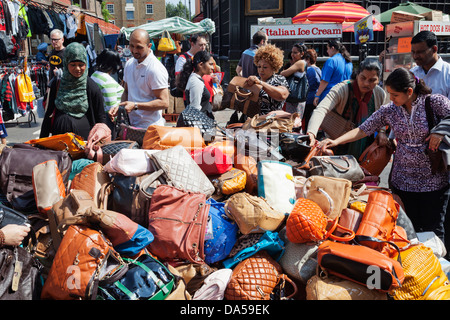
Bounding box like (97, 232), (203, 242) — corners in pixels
(286, 66), (309, 103)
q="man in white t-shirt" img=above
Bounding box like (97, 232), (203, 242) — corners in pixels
(109, 28), (169, 128)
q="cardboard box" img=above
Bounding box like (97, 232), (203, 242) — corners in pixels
(420, 10), (443, 21)
(391, 11), (424, 23)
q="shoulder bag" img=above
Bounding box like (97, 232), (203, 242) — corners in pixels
(241, 111), (300, 133)
(114, 106), (146, 146)
(286, 69), (309, 103)
(177, 106), (217, 143)
(142, 125), (206, 151)
(359, 139), (394, 176)
(221, 76), (262, 117)
(25, 133), (86, 160)
(309, 155), (365, 182)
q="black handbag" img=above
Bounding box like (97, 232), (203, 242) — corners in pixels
(96, 252), (175, 300)
(0, 246), (43, 300)
(176, 106), (217, 143)
(114, 106), (146, 146)
(280, 132), (311, 162)
(286, 69), (309, 103)
(0, 203), (30, 228)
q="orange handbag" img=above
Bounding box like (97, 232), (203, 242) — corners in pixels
(358, 140), (394, 176)
(355, 190), (400, 253)
(286, 198), (355, 244)
(25, 133), (86, 160)
(142, 125), (205, 151)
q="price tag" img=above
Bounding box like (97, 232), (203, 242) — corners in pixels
(397, 37), (412, 53)
(11, 261), (23, 292)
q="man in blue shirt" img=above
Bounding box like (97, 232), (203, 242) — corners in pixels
(313, 40), (353, 106)
(236, 30), (268, 77)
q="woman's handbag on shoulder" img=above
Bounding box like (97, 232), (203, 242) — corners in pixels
(286, 72), (309, 103)
(320, 110), (355, 140)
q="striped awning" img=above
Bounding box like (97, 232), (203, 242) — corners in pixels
(292, 2), (383, 32)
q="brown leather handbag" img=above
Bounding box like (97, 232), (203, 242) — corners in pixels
(221, 76), (262, 117)
(358, 140), (394, 176)
(234, 153), (258, 195)
(224, 251), (297, 300)
(241, 111), (300, 133)
(70, 162), (111, 208)
(142, 125), (205, 151)
(147, 185), (210, 264)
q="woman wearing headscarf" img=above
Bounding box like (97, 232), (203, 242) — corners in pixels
(40, 42), (106, 140)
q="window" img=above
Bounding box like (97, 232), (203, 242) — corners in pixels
(126, 0), (133, 3)
(126, 11), (134, 20)
(106, 4), (114, 14)
(146, 4), (153, 14)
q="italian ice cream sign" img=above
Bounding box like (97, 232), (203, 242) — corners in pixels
(354, 15), (373, 44)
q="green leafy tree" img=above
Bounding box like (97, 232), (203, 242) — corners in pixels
(166, 1), (191, 20)
(101, 1), (112, 22)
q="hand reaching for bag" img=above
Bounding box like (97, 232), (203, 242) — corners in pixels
(1, 224), (30, 247)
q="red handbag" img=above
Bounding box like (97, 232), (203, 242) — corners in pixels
(147, 185), (210, 264)
(190, 146), (233, 176)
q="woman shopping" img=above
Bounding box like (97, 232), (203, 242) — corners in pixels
(319, 67), (450, 248)
(40, 42), (106, 140)
(306, 58), (388, 158)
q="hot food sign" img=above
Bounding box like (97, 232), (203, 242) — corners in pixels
(251, 23), (342, 40)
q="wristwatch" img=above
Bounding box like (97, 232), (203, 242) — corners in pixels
(134, 102), (138, 110)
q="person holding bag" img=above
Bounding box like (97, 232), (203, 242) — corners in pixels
(319, 67), (450, 254)
(306, 58), (389, 159)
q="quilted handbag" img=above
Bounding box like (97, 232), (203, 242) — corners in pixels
(204, 198), (238, 265)
(358, 140), (394, 176)
(306, 275), (388, 300)
(257, 160), (296, 214)
(280, 132), (311, 162)
(70, 162), (111, 209)
(147, 185), (210, 264)
(25, 133), (86, 160)
(224, 192), (285, 235)
(211, 168), (246, 196)
(176, 106), (217, 143)
(32, 160), (66, 215)
(224, 251), (297, 300)
(317, 240), (404, 293)
(97, 252), (175, 300)
(149, 145), (215, 197)
(41, 225), (126, 300)
(190, 146), (233, 176)
(302, 175), (352, 221)
(309, 155), (365, 182)
(285, 198), (355, 244)
(222, 231), (285, 269)
(391, 244), (449, 300)
(142, 125), (206, 151)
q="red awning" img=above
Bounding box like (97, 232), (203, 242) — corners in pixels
(85, 15), (121, 34)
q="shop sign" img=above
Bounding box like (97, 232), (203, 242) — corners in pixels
(418, 21), (450, 36)
(250, 23), (342, 40)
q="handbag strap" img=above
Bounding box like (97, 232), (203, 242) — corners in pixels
(183, 201), (207, 264)
(278, 274), (298, 300)
(425, 95), (436, 131)
(321, 156), (352, 171)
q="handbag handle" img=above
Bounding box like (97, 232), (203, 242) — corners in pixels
(302, 178), (334, 217)
(278, 274), (298, 300)
(321, 156), (352, 172)
(233, 88), (252, 102)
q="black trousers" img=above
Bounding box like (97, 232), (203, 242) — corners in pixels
(391, 184), (450, 250)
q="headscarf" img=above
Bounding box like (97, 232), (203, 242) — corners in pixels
(55, 42), (88, 118)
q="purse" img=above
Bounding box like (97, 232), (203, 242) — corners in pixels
(147, 185), (210, 264)
(234, 154), (258, 195)
(221, 76), (262, 117)
(32, 160), (66, 215)
(104, 149), (159, 177)
(0, 203), (30, 228)
(190, 146), (233, 176)
(317, 240), (404, 293)
(149, 145), (216, 197)
(25, 133), (86, 160)
(285, 198), (355, 244)
(257, 160), (296, 214)
(0, 246), (43, 300)
(306, 275), (388, 300)
(224, 251), (297, 300)
(279, 132), (311, 162)
(176, 106), (217, 143)
(70, 162), (111, 209)
(157, 30), (176, 52)
(204, 198), (238, 265)
(97, 252), (175, 300)
(89, 140), (140, 166)
(0, 144), (72, 213)
(224, 192), (285, 235)
(309, 155), (365, 182)
(211, 168), (246, 196)
(391, 244), (449, 300)
(241, 111), (300, 133)
(142, 125), (206, 151)
(286, 72), (308, 103)
(359, 140), (394, 176)
(302, 175), (352, 221)
(320, 109), (356, 140)
(41, 225), (126, 300)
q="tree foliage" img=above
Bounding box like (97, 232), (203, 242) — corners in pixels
(166, 1), (191, 20)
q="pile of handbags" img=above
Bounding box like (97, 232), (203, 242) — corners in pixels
(0, 111), (449, 301)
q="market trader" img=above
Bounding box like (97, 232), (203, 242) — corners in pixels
(109, 28), (169, 128)
(410, 30), (450, 99)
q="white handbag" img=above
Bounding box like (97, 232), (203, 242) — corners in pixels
(104, 149), (160, 176)
(257, 160), (296, 214)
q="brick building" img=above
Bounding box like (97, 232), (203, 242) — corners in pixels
(105, 0), (166, 28)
